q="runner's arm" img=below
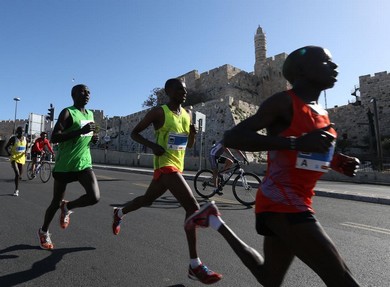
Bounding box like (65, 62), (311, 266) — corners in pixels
(131, 107), (165, 156)
(4, 136), (15, 155)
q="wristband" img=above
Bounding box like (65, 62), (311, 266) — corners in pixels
(288, 136), (296, 150)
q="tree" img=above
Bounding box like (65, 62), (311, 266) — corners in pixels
(142, 88), (165, 108)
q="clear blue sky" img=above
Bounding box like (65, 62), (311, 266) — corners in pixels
(1, 0), (389, 121)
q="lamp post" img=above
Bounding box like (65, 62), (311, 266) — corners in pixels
(13, 97), (21, 134)
(104, 116), (109, 163)
(370, 98), (383, 171)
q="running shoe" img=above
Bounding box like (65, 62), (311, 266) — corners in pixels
(60, 200), (73, 229)
(38, 228), (54, 250)
(214, 187), (223, 196)
(112, 207), (122, 235)
(184, 201), (220, 230)
(188, 264), (222, 284)
(13, 190), (19, 196)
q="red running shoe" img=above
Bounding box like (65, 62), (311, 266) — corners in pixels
(188, 264), (222, 284)
(38, 228), (54, 250)
(184, 201), (220, 231)
(60, 200), (73, 229)
(112, 208), (122, 235)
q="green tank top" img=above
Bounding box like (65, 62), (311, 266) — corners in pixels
(53, 106), (94, 172)
(154, 105), (190, 171)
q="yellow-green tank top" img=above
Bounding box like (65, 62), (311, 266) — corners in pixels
(10, 136), (27, 164)
(154, 105), (190, 171)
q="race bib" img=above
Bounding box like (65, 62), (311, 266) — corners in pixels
(80, 120), (94, 137)
(296, 144), (335, 172)
(16, 146), (26, 152)
(167, 133), (188, 151)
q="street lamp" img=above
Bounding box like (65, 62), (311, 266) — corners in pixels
(13, 97), (21, 134)
(104, 115), (109, 163)
(370, 98), (383, 171)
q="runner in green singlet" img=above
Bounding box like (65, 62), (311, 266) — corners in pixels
(37, 84), (100, 250)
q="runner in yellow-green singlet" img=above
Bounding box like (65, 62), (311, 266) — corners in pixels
(112, 78), (222, 285)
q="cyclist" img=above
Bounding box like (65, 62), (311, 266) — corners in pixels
(30, 132), (55, 177)
(209, 140), (248, 194)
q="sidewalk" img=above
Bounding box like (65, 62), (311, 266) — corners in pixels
(93, 163), (390, 206)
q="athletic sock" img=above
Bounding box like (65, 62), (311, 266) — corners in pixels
(117, 208), (123, 218)
(190, 258), (202, 268)
(63, 202), (69, 212)
(40, 227), (48, 234)
(209, 215), (225, 231)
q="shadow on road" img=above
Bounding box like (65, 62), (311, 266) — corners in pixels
(110, 195), (183, 209)
(110, 195), (252, 211)
(0, 244), (95, 287)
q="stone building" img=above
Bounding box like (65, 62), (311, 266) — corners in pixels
(93, 26), (390, 164)
(328, 71), (390, 158)
(2, 26), (390, 165)
(91, 26), (290, 163)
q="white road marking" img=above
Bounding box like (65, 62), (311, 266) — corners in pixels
(341, 222), (390, 235)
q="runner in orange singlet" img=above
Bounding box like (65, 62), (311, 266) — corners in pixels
(185, 46), (361, 286)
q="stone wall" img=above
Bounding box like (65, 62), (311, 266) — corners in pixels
(178, 64), (260, 106)
(257, 53), (290, 99)
(0, 119), (28, 156)
(3, 26), (390, 167)
(0, 119), (28, 139)
(359, 71), (390, 138)
(90, 95), (266, 163)
(326, 71), (390, 156)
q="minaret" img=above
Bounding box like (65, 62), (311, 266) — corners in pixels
(254, 26), (266, 77)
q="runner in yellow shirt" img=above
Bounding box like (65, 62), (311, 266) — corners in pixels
(112, 78), (222, 285)
(5, 126), (27, 196)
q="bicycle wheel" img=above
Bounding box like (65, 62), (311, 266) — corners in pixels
(193, 169), (217, 198)
(39, 162), (52, 183)
(232, 172), (261, 206)
(26, 161), (35, 180)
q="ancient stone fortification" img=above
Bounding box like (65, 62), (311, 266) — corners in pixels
(328, 71), (390, 156)
(2, 26), (390, 165)
(91, 26), (390, 165)
(91, 26), (283, 162)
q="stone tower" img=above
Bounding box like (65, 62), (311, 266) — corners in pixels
(254, 26), (289, 99)
(254, 26), (266, 77)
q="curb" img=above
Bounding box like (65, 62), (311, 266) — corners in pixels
(315, 190), (390, 205)
(92, 164), (390, 206)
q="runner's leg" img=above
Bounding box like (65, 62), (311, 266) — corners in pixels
(41, 179), (67, 232)
(159, 172), (199, 259)
(217, 223), (267, 284)
(262, 235), (295, 286)
(122, 178), (167, 214)
(67, 169), (100, 210)
(11, 161), (20, 190)
(266, 214), (360, 286)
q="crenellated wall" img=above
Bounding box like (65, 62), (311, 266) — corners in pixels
(3, 26), (390, 166)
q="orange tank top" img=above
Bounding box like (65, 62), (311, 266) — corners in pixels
(255, 90), (337, 214)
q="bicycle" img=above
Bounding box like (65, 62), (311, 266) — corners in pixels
(27, 153), (52, 183)
(193, 160), (261, 206)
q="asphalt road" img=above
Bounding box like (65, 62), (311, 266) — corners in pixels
(0, 161), (389, 287)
